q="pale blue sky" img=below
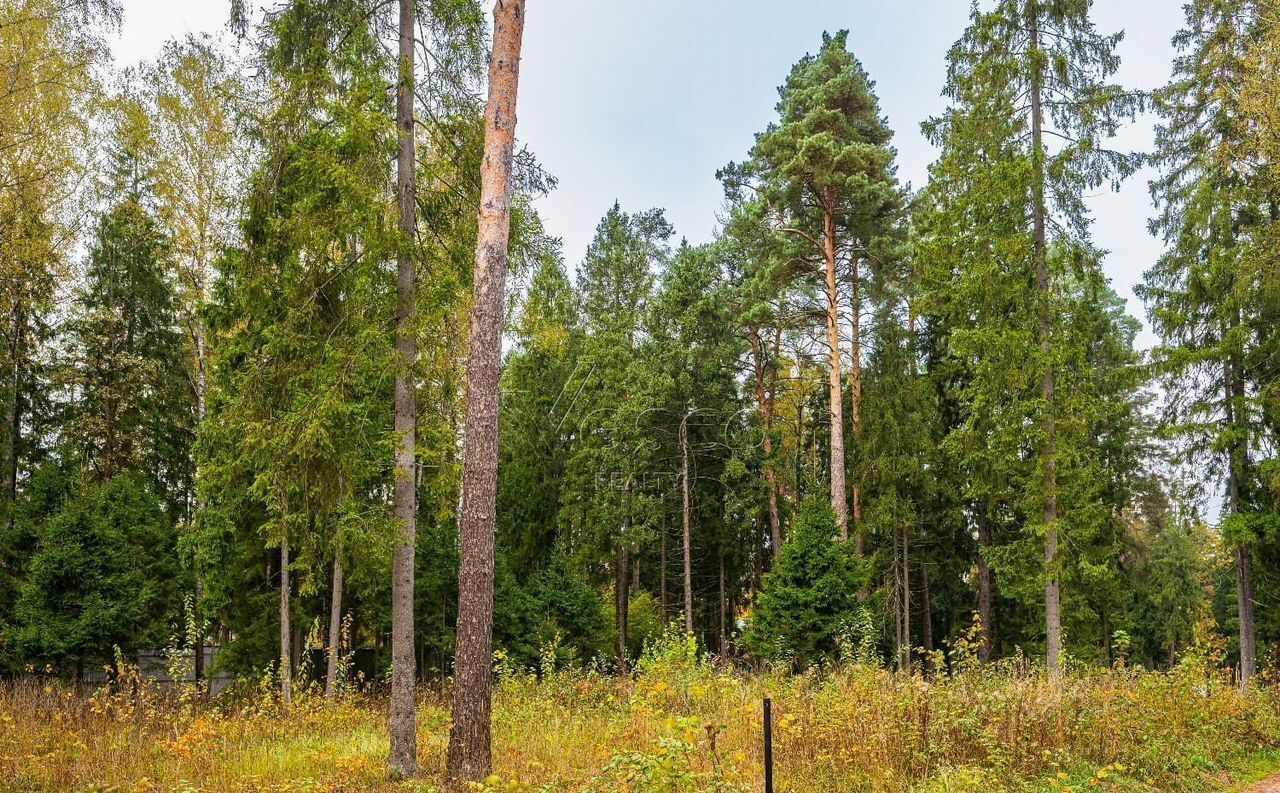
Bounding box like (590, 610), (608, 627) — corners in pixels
(112, 0), (1183, 347)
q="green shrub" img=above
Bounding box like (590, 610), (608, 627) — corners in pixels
(744, 500), (868, 667)
(14, 473), (181, 673)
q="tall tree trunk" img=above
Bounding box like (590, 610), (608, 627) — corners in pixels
(1227, 357), (1257, 685)
(620, 458), (638, 657)
(325, 556), (344, 699)
(748, 328), (783, 558)
(850, 260), (863, 554)
(919, 556), (934, 671)
(822, 204), (849, 539)
(681, 409), (694, 633)
(892, 531), (903, 669)
(615, 537), (630, 671)
(447, 1), (525, 784)
(279, 537), (291, 706)
(192, 572), (204, 686)
(388, 0), (419, 777)
(976, 506), (995, 664)
(4, 304), (22, 534)
(192, 309), (209, 687)
(718, 554), (727, 656)
(901, 526), (910, 671)
(1235, 545), (1256, 684)
(1028, 11), (1061, 675)
(659, 509), (668, 622)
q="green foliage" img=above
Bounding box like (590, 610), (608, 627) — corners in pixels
(14, 473), (180, 670)
(64, 149), (194, 509)
(624, 591), (666, 662)
(583, 715), (745, 793)
(745, 501), (867, 666)
(743, 29), (902, 268)
(1140, 0), (1278, 671)
(498, 254), (577, 574)
(3, 0), (1277, 713)
(496, 553), (611, 671)
(917, 0), (1148, 664)
(199, 0), (401, 672)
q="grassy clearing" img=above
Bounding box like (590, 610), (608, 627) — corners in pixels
(2, 649), (1279, 793)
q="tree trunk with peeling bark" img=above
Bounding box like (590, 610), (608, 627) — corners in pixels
(446, 0), (526, 784)
(388, 0), (419, 777)
(821, 204), (848, 540)
(192, 309), (208, 688)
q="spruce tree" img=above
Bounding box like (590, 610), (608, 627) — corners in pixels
(560, 203), (673, 661)
(0, 1), (115, 640)
(920, 0), (1140, 672)
(65, 145), (193, 506)
(202, 0), (399, 703)
(744, 500), (866, 666)
(1142, 0), (1273, 684)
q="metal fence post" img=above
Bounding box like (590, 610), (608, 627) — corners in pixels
(763, 696), (774, 793)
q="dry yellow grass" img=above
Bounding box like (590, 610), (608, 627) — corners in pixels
(3, 642), (1279, 793)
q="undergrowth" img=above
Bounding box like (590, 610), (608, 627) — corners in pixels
(2, 629), (1278, 792)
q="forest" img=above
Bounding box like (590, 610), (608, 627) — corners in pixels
(2, 0), (1280, 791)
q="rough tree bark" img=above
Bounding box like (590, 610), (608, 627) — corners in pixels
(325, 556), (343, 699)
(279, 536), (291, 706)
(1227, 356), (1257, 686)
(1028, 10), (1061, 675)
(446, 0), (525, 784)
(976, 506), (995, 663)
(821, 202), (849, 539)
(615, 536), (629, 671)
(388, 0), (420, 777)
